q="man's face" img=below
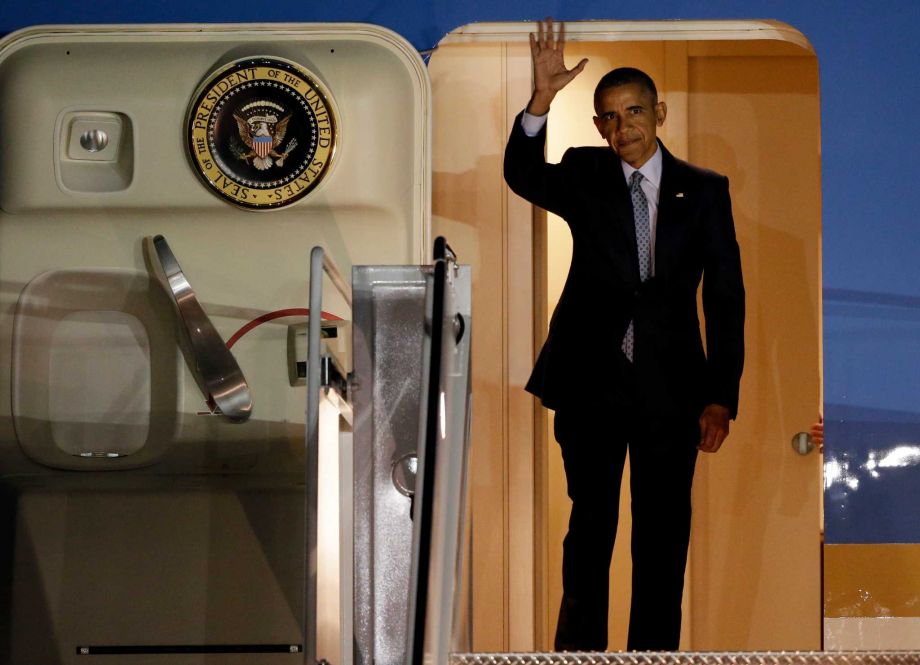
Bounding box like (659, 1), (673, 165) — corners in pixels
(593, 82), (667, 168)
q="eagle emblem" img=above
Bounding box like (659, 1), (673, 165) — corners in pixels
(187, 56), (338, 209)
(231, 101), (298, 171)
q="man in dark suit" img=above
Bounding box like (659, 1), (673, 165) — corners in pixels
(504, 20), (745, 652)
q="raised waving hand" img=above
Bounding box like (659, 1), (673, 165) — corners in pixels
(528, 18), (589, 116)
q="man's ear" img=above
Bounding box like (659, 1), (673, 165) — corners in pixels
(655, 101), (668, 127)
(593, 115), (605, 138)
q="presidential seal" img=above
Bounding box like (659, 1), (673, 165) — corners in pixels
(187, 56), (337, 209)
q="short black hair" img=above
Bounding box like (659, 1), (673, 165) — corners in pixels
(594, 67), (658, 111)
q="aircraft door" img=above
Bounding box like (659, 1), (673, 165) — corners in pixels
(429, 22), (822, 651)
(0, 23), (429, 664)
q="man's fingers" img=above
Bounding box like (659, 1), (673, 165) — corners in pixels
(698, 418), (709, 450)
(561, 58), (588, 85)
(545, 17), (555, 50)
(529, 31), (538, 57)
(699, 426), (718, 452)
(558, 20), (565, 49)
(705, 430), (726, 453)
(697, 404), (730, 453)
(698, 417), (728, 452)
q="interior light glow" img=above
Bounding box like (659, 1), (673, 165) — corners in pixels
(863, 452), (880, 479)
(824, 457), (859, 491)
(877, 444), (920, 469)
(824, 458), (843, 490)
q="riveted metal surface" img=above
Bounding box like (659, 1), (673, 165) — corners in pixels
(450, 653), (920, 665)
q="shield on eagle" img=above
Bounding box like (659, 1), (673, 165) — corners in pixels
(253, 134), (272, 159)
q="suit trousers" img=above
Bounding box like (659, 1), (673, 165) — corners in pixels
(552, 382), (699, 652)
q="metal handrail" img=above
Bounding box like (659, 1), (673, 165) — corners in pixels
(304, 245), (352, 665)
(304, 247), (322, 665)
(322, 252), (352, 308)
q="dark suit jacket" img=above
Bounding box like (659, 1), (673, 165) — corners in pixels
(504, 112), (744, 422)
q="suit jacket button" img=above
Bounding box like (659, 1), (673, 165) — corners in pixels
(633, 290), (640, 298)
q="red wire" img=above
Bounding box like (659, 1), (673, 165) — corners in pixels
(198, 308), (342, 413)
(225, 307), (343, 349)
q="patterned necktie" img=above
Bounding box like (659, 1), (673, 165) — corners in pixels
(621, 171), (651, 362)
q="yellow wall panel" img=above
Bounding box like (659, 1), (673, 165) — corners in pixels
(826, 544), (920, 618)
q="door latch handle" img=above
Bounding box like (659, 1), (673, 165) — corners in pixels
(791, 431), (815, 455)
(145, 235), (253, 421)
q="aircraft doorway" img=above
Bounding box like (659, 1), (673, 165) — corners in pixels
(430, 21), (822, 651)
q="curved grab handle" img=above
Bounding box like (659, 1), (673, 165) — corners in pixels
(144, 235), (253, 421)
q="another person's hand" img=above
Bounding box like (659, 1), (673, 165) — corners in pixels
(810, 414), (824, 452)
(527, 18), (588, 115)
(698, 404), (731, 453)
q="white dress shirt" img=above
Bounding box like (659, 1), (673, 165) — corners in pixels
(521, 110), (662, 275)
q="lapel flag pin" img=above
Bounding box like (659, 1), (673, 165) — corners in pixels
(676, 192), (684, 198)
